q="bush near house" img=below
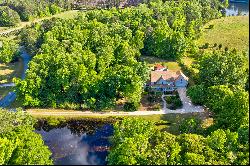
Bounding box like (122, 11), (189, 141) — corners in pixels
(152, 103), (161, 111)
(123, 102), (139, 112)
(165, 94), (183, 110)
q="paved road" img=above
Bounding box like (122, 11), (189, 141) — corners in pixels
(0, 49), (31, 108)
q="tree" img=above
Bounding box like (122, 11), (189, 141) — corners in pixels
(0, 109), (53, 165)
(198, 50), (248, 87)
(186, 84), (206, 105)
(0, 6), (20, 26)
(107, 117), (249, 165)
(179, 118), (202, 134)
(206, 85), (249, 131)
(148, 131), (181, 165)
(0, 37), (20, 63)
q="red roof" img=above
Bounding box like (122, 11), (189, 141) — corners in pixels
(154, 64), (165, 70)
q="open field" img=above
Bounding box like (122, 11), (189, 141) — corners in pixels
(141, 56), (181, 71)
(0, 58), (23, 84)
(197, 16), (249, 53)
(53, 10), (80, 19)
(0, 58), (23, 99)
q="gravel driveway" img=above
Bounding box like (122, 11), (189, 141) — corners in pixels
(161, 87), (204, 113)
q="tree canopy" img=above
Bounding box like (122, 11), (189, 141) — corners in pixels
(0, 37), (20, 63)
(0, 0), (69, 21)
(107, 118), (249, 165)
(14, 0), (225, 110)
(198, 49), (248, 88)
(0, 6), (21, 26)
(0, 109), (53, 165)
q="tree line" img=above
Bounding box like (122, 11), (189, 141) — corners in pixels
(0, 109), (52, 165)
(187, 49), (249, 132)
(0, 0), (72, 26)
(107, 118), (249, 165)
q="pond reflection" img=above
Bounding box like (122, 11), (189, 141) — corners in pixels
(35, 120), (114, 165)
(226, 1), (249, 16)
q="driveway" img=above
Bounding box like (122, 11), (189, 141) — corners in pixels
(161, 87), (204, 113)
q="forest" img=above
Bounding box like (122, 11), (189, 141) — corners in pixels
(0, 0), (249, 165)
(0, 0), (72, 26)
(13, 0), (228, 111)
(0, 109), (52, 165)
(108, 117), (249, 165)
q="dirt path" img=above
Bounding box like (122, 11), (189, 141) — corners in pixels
(0, 10), (79, 36)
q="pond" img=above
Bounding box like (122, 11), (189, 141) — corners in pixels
(35, 119), (115, 165)
(226, 1), (249, 16)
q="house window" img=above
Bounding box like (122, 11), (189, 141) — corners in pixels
(162, 82), (163, 84)
(180, 79), (182, 82)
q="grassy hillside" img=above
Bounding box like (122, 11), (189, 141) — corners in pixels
(197, 16), (249, 53)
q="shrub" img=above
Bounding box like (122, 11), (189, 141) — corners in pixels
(46, 116), (66, 126)
(147, 95), (154, 103)
(218, 44), (222, 49)
(166, 96), (172, 104)
(208, 24), (214, 29)
(49, 4), (62, 15)
(58, 102), (81, 110)
(0, 6), (21, 27)
(152, 103), (161, 111)
(173, 97), (182, 108)
(166, 95), (182, 110)
(187, 85), (206, 105)
(179, 118), (202, 134)
(213, 43), (217, 47)
(123, 102), (139, 112)
(203, 43), (209, 49)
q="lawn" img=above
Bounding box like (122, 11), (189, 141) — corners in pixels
(138, 111), (212, 134)
(0, 58), (23, 99)
(197, 16), (249, 53)
(141, 56), (181, 71)
(0, 58), (23, 84)
(53, 10), (80, 19)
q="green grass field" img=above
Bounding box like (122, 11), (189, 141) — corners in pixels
(197, 16), (249, 53)
(0, 58), (23, 84)
(0, 58), (23, 99)
(53, 10), (79, 19)
(141, 56), (181, 71)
